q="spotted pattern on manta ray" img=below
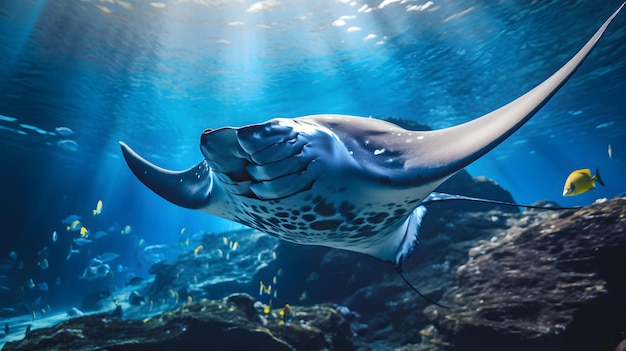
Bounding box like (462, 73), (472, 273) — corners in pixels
(219, 189), (419, 246)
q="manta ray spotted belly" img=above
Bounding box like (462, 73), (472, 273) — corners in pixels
(121, 4), (624, 269)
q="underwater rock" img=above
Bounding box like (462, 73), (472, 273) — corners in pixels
(146, 228), (279, 301)
(421, 197), (626, 351)
(2, 297), (353, 351)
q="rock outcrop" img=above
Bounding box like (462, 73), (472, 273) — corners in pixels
(422, 198), (626, 351)
(2, 294), (353, 351)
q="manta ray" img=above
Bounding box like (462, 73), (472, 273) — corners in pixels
(120, 4), (624, 302)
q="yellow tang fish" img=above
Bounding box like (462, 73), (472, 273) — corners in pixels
(193, 245), (203, 256)
(562, 168), (605, 196)
(67, 220), (81, 231)
(93, 200), (103, 216)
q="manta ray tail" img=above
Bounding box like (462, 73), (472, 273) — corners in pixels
(393, 265), (450, 309)
(421, 192), (581, 210)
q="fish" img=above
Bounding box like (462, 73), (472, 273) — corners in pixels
(73, 237), (92, 246)
(80, 259), (112, 280)
(56, 139), (79, 152)
(97, 252), (120, 263)
(62, 214), (81, 225)
(38, 258), (49, 270)
(67, 220), (81, 231)
(121, 225), (132, 235)
(119, 5), (625, 297)
(36, 282), (48, 292)
(54, 126), (74, 136)
(80, 226), (89, 237)
(608, 144), (612, 158)
(93, 200), (103, 216)
(562, 168), (605, 196)
(193, 245), (204, 256)
(52, 230), (57, 243)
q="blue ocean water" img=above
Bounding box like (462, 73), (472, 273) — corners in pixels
(0, 0), (625, 340)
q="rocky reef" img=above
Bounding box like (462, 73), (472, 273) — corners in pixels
(3, 181), (625, 350)
(346, 197), (626, 351)
(2, 293), (352, 351)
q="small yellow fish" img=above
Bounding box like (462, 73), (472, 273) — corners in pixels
(263, 300), (272, 314)
(138, 238), (145, 247)
(67, 220), (81, 231)
(80, 226), (89, 237)
(299, 291), (307, 302)
(121, 225), (131, 235)
(187, 296), (192, 304)
(562, 168), (605, 196)
(194, 245), (203, 256)
(93, 200), (103, 216)
(232, 241), (238, 251)
(185, 238), (190, 247)
(180, 227), (187, 235)
(608, 144), (612, 159)
(222, 237), (228, 245)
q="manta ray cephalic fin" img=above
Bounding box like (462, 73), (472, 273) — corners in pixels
(119, 141), (213, 209)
